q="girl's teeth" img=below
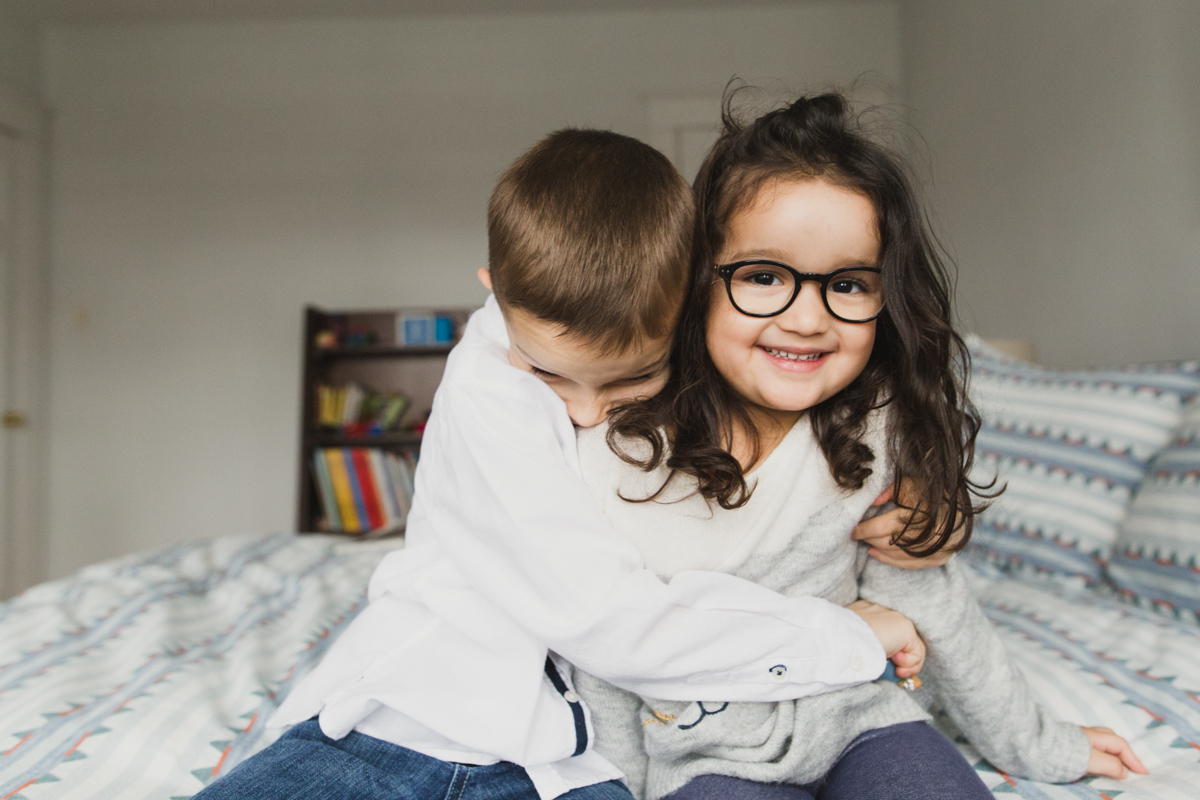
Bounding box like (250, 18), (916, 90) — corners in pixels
(765, 347), (821, 361)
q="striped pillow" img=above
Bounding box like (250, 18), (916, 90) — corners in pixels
(1107, 396), (1200, 617)
(964, 336), (1200, 582)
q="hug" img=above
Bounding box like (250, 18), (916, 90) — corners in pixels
(196, 90), (1144, 799)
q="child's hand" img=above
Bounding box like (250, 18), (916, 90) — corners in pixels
(1083, 726), (1148, 779)
(847, 600), (925, 678)
(852, 481), (964, 569)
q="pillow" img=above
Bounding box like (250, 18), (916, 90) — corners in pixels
(964, 336), (1200, 583)
(1107, 395), (1200, 618)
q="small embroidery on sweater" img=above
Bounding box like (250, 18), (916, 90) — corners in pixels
(677, 701), (730, 730)
(642, 710), (677, 726)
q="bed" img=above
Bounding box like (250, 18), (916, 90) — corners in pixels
(0, 534), (401, 800)
(2, 340), (1199, 799)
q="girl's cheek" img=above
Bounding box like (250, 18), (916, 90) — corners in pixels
(705, 295), (743, 354)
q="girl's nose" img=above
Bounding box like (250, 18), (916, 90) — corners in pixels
(777, 281), (830, 335)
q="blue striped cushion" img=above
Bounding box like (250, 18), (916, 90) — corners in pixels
(1108, 396), (1200, 618)
(965, 336), (1200, 583)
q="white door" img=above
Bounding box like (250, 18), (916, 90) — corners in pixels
(0, 130), (13, 599)
(647, 97), (722, 184)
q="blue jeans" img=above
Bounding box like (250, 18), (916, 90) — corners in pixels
(193, 719), (635, 800)
(662, 722), (993, 800)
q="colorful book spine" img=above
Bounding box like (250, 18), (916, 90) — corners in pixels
(316, 383), (411, 432)
(316, 386), (331, 427)
(311, 450), (342, 531)
(377, 394), (411, 431)
(342, 384), (365, 425)
(369, 449), (404, 526)
(348, 449), (382, 530)
(359, 448), (388, 529)
(325, 449), (361, 532)
(384, 453), (409, 518)
(400, 451), (418, 500)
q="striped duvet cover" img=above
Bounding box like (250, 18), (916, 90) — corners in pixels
(1, 534), (1197, 799)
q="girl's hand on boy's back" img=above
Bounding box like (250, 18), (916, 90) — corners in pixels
(852, 481), (965, 569)
(846, 600), (925, 678)
(1083, 726), (1149, 779)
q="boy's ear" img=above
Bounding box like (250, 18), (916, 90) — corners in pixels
(477, 267), (493, 291)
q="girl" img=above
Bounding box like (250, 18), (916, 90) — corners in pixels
(572, 91), (1146, 799)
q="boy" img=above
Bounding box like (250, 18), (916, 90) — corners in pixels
(197, 130), (915, 800)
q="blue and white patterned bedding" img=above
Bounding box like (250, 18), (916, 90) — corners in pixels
(1, 534), (1198, 799)
(0, 534), (400, 800)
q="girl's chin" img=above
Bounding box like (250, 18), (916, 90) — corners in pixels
(750, 398), (809, 426)
(757, 380), (830, 413)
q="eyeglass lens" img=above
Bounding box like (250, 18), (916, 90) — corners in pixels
(727, 264), (883, 321)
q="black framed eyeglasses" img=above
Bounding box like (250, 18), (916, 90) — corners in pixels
(713, 260), (884, 323)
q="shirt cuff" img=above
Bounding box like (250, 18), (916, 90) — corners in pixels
(680, 601), (886, 698)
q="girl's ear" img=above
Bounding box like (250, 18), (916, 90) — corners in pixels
(477, 267), (493, 291)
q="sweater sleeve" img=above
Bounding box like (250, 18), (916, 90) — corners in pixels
(857, 558), (1091, 783)
(572, 668), (649, 800)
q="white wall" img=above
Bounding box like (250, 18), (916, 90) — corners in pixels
(0, 15), (50, 600)
(0, 14), (40, 98)
(902, 0), (1200, 367)
(43, 3), (902, 577)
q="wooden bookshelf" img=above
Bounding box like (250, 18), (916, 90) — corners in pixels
(297, 305), (474, 534)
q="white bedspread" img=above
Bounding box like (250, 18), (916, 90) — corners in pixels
(0, 534), (1197, 799)
(0, 534), (399, 800)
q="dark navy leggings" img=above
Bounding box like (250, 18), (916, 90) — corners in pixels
(663, 721), (993, 800)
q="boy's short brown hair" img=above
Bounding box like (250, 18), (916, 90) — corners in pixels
(487, 129), (694, 354)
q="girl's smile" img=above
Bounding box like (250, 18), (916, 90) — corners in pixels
(707, 177), (879, 429)
(760, 346), (828, 370)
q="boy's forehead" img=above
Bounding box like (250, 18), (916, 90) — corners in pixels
(505, 308), (670, 378)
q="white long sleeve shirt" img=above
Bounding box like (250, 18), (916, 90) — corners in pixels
(271, 296), (886, 799)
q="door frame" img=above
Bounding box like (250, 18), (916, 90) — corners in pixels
(0, 81), (50, 599)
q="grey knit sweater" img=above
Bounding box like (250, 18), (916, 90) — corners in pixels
(571, 417), (1091, 800)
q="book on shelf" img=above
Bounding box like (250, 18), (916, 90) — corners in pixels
(369, 450), (404, 524)
(388, 450), (419, 520)
(315, 382), (412, 434)
(350, 449), (384, 529)
(324, 449), (361, 531)
(311, 447), (419, 535)
(311, 450), (342, 532)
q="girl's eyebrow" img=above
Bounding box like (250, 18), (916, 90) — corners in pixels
(722, 247), (878, 268)
(723, 247), (795, 263)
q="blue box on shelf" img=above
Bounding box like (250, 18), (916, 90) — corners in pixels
(434, 316), (454, 344)
(399, 312), (456, 347)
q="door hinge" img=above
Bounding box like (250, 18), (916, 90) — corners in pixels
(2, 411), (28, 429)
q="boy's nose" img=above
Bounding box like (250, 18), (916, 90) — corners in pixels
(567, 396), (608, 428)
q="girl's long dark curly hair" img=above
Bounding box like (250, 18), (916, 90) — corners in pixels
(608, 89), (994, 557)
